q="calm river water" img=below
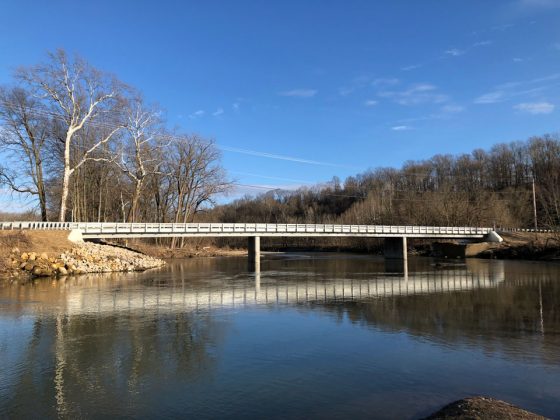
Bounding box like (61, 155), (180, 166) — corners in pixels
(1, 254), (559, 419)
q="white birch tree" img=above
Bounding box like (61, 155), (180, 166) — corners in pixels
(16, 49), (125, 221)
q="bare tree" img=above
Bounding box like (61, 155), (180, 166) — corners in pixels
(16, 49), (125, 221)
(169, 135), (230, 248)
(0, 86), (50, 220)
(117, 96), (166, 222)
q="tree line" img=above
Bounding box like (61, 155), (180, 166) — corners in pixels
(0, 49), (229, 226)
(212, 135), (560, 232)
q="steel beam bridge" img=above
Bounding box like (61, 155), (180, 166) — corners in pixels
(0, 222), (501, 271)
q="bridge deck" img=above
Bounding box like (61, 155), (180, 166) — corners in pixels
(0, 222), (492, 239)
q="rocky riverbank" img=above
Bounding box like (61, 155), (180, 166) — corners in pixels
(0, 231), (165, 280)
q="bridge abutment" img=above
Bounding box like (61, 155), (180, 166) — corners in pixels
(384, 236), (408, 261)
(248, 236), (261, 272)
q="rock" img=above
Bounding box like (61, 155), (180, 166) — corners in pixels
(57, 266), (68, 276)
(24, 263), (35, 271)
(424, 396), (547, 419)
(28, 252), (37, 261)
(40, 253), (49, 260)
(21, 252), (29, 261)
(11, 247), (20, 254)
(32, 267), (53, 277)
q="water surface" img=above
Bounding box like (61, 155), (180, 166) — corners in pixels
(1, 254), (559, 419)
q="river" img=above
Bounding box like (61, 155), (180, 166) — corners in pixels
(1, 253), (559, 419)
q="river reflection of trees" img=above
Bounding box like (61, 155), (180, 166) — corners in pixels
(2, 306), (227, 418)
(312, 277), (560, 367)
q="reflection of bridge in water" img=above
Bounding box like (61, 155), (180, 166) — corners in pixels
(52, 263), (505, 315)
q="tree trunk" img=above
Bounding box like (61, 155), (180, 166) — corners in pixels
(59, 137), (72, 222)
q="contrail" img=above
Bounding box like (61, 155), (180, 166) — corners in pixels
(229, 171), (314, 184)
(218, 145), (360, 169)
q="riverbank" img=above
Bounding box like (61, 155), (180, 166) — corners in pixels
(130, 241), (246, 259)
(468, 231), (560, 261)
(0, 230), (165, 281)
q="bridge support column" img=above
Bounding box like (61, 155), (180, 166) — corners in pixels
(248, 236), (261, 272)
(384, 236), (408, 261)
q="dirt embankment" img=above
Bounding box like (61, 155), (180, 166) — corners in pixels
(0, 230), (165, 281)
(130, 241), (246, 259)
(473, 231), (560, 261)
(424, 396), (549, 419)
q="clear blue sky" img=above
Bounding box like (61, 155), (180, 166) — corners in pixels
(1, 0), (560, 207)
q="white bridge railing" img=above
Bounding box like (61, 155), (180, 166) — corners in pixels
(0, 221), (492, 238)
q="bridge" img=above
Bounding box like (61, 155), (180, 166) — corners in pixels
(0, 221), (502, 271)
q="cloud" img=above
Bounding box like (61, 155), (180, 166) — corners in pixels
(516, 0), (560, 9)
(364, 99), (378, 107)
(441, 104), (465, 113)
(188, 110), (205, 119)
(444, 41), (490, 58)
(445, 48), (465, 57)
(372, 78), (399, 87)
(513, 57), (524, 62)
(472, 40), (493, 47)
(475, 72), (560, 104)
(338, 76), (371, 96)
(553, 43), (560, 51)
(379, 83), (448, 106)
(395, 104), (465, 126)
(514, 102), (555, 114)
(392, 125), (413, 131)
(401, 64), (422, 71)
(232, 102), (240, 111)
(212, 108), (224, 117)
(278, 89), (317, 98)
(474, 91), (505, 104)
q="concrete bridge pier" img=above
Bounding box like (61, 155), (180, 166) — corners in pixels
(384, 236), (408, 262)
(248, 236), (261, 272)
(384, 237), (408, 277)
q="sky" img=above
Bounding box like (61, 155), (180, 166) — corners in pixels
(1, 0), (560, 209)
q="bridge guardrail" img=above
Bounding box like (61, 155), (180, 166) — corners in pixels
(0, 221), (493, 237)
(496, 227), (558, 233)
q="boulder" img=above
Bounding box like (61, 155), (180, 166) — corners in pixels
(32, 267), (53, 277)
